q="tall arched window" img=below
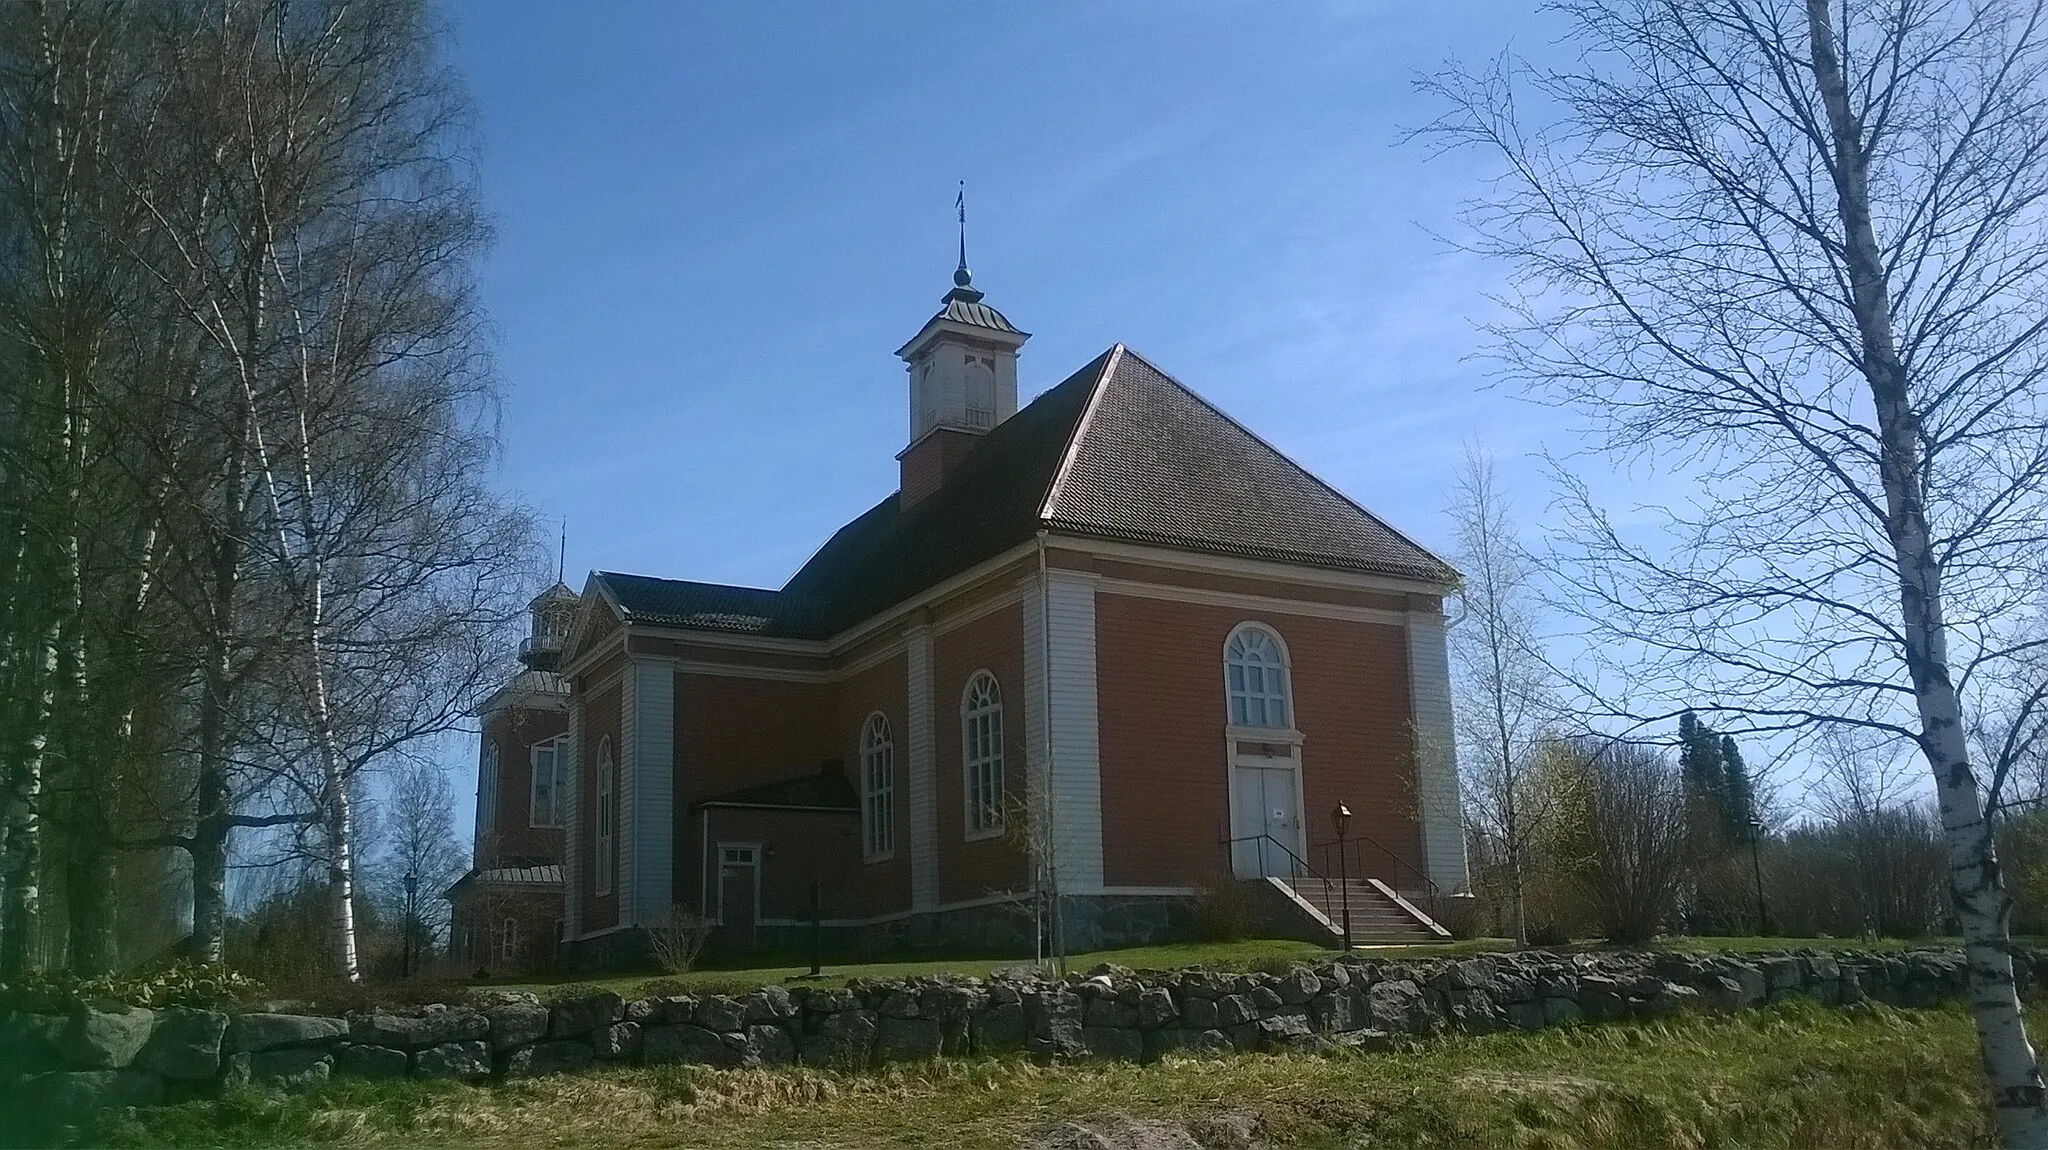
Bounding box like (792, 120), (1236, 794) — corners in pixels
(963, 672), (1004, 836)
(594, 736), (615, 896)
(861, 713), (895, 861)
(478, 743), (499, 836)
(1225, 624), (1292, 729)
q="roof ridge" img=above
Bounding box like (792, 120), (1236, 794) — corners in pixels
(1037, 343), (1124, 522)
(1079, 346), (1456, 580)
(598, 569), (787, 596)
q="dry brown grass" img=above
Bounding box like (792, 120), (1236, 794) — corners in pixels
(57, 1000), (1995, 1149)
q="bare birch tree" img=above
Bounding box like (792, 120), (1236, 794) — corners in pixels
(1, 0), (526, 978)
(1448, 445), (1557, 948)
(111, 0), (525, 979)
(375, 756), (465, 962)
(1422, 0), (2048, 1138)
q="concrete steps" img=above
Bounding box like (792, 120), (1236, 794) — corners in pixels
(1283, 877), (1442, 945)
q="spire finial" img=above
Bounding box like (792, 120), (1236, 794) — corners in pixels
(557, 521), (566, 585)
(953, 181), (971, 288)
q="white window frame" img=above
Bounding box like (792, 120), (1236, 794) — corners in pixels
(594, 735), (615, 896)
(860, 713), (895, 861)
(497, 917), (518, 966)
(530, 737), (564, 829)
(1224, 622), (1293, 730)
(478, 743), (499, 837)
(962, 671), (1005, 839)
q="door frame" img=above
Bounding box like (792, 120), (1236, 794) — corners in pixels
(714, 841), (762, 929)
(1225, 726), (1307, 878)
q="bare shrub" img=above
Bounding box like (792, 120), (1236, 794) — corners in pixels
(1541, 737), (1694, 944)
(1429, 894), (1486, 941)
(1190, 875), (1260, 942)
(646, 905), (716, 975)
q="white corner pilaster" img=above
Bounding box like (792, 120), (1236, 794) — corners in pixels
(617, 661), (639, 922)
(1407, 611), (1469, 893)
(1029, 569), (1103, 893)
(906, 625), (939, 911)
(631, 657), (676, 926)
(1022, 580), (1051, 884)
(562, 692), (583, 939)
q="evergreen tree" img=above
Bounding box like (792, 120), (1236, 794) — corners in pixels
(1678, 710), (1729, 830)
(1721, 734), (1755, 841)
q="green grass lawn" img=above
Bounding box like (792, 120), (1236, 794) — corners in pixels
(496, 938), (1346, 998)
(492, 934), (2001, 1000)
(52, 1000), (1995, 1149)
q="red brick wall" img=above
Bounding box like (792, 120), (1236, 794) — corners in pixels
(476, 704), (568, 868)
(449, 885), (563, 976)
(831, 651), (910, 918)
(697, 807), (861, 925)
(673, 673), (833, 916)
(577, 678), (622, 932)
(1093, 593), (1423, 888)
(898, 427), (982, 508)
(934, 602), (1030, 903)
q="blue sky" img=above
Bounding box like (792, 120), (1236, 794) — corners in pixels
(446, 1), (1582, 589)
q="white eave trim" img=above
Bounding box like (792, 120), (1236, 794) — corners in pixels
(1052, 536), (1455, 598)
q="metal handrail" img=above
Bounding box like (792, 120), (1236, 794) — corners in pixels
(1219, 832), (1336, 911)
(1312, 833), (1442, 913)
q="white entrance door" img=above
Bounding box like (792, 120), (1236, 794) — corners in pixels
(1231, 759), (1303, 878)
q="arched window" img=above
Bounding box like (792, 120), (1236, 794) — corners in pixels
(497, 918), (519, 967)
(594, 736), (615, 896)
(861, 713), (895, 861)
(1225, 624), (1292, 729)
(963, 672), (1005, 836)
(478, 743), (499, 835)
(530, 737), (563, 828)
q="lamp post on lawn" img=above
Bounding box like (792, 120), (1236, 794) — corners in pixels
(1747, 817), (1770, 937)
(403, 871), (419, 978)
(1332, 803), (1353, 951)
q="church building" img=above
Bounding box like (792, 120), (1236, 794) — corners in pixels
(453, 251), (1466, 971)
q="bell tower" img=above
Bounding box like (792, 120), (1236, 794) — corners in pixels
(894, 190), (1028, 507)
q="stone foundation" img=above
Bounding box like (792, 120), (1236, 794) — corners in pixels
(564, 893), (1202, 972)
(5, 945), (2026, 1127)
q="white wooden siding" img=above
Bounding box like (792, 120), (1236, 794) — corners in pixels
(1406, 613), (1469, 892)
(1026, 569), (1105, 892)
(616, 663), (638, 921)
(562, 694), (583, 938)
(1022, 579), (1051, 884)
(632, 657), (677, 925)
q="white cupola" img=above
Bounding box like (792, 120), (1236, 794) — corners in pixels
(893, 225), (1029, 506)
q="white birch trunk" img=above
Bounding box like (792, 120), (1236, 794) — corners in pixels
(1805, 4), (2047, 1142)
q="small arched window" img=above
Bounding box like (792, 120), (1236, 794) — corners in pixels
(861, 714), (895, 861)
(594, 735), (615, 896)
(963, 672), (1004, 836)
(497, 918), (519, 967)
(1225, 624), (1292, 729)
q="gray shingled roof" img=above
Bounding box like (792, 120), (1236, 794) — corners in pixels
(594, 345), (1454, 642)
(1045, 349), (1456, 581)
(595, 573), (831, 638)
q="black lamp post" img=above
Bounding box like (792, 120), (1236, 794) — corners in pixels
(1746, 817), (1771, 937)
(402, 871), (419, 978)
(1332, 803), (1353, 951)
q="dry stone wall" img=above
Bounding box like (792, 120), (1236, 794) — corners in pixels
(2, 947), (2026, 1121)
